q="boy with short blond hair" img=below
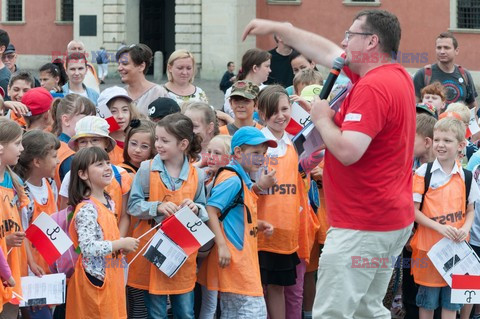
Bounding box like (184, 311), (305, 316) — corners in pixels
(411, 117), (480, 319)
(414, 113), (437, 170)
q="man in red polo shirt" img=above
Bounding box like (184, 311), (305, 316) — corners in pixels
(243, 9), (415, 319)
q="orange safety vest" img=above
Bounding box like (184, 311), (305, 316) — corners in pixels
(0, 179), (28, 300)
(296, 174), (320, 262)
(105, 166), (132, 223)
(27, 180), (57, 274)
(257, 144), (300, 254)
(54, 141), (75, 191)
(315, 161), (329, 244)
(109, 145), (124, 166)
(218, 122), (263, 136)
(197, 170), (263, 296)
(9, 111), (26, 129)
(147, 163), (198, 295)
(411, 171), (467, 287)
(66, 197), (126, 319)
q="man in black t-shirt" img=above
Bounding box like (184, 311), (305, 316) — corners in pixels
(413, 32), (477, 108)
(265, 34), (294, 87)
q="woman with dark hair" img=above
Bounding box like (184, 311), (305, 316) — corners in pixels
(223, 48), (271, 118)
(116, 44), (168, 116)
(62, 53), (99, 104)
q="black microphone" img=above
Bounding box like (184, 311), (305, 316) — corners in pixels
(319, 57), (345, 100)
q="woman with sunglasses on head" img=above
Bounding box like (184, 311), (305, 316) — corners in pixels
(116, 44), (168, 117)
(163, 49), (209, 106)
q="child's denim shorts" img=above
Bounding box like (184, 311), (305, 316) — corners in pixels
(416, 285), (462, 311)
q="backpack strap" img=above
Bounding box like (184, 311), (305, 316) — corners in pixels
(212, 167), (252, 224)
(456, 65), (469, 86)
(111, 165), (122, 187)
(423, 64), (433, 87)
(463, 168), (472, 210)
(419, 162), (434, 212)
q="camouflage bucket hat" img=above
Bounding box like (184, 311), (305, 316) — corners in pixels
(230, 80), (260, 100)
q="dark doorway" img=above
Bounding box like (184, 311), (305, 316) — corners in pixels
(139, 0), (175, 75)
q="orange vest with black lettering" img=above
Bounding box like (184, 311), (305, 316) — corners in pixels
(66, 197), (126, 319)
(411, 171), (466, 287)
(54, 142), (75, 192)
(109, 145), (124, 166)
(27, 180), (57, 274)
(147, 162), (198, 295)
(0, 177), (28, 299)
(197, 170), (263, 296)
(296, 174), (320, 262)
(257, 144), (300, 254)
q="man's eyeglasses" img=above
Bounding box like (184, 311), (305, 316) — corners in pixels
(344, 31), (374, 42)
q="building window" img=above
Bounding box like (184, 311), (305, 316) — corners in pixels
(267, 0), (301, 4)
(61, 0), (74, 22)
(457, 0), (480, 29)
(343, 0), (380, 6)
(7, 0), (22, 21)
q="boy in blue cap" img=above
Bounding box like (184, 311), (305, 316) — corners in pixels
(198, 126), (277, 318)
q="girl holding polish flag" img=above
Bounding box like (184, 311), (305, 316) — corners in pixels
(66, 147), (139, 319)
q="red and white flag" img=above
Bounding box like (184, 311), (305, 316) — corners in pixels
(451, 274), (480, 304)
(286, 102), (310, 136)
(96, 103), (120, 132)
(161, 206), (214, 256)
(25, 213), (73, 265)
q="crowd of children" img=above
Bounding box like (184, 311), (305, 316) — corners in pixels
(0, 31), (478, 319)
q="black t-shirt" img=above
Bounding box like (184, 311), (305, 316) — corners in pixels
(413, 63), (477, 105)
(265, 48), (294, 87)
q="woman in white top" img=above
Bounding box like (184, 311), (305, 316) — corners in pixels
(116, 44), (168, 116)
(223, 48), (271, 118)
(163, 49), (209, 106)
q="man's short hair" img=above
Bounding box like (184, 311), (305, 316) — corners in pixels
(355, 10), (401, 56)
(421, 81), (446, 102)
(416, 113), (437, 139)
(0, 30), (10, 52)
(434, 117), (466, 143)
(227, 61), (234, 67)
(8, 70), (34, 88)
(437, 32), (458, 49)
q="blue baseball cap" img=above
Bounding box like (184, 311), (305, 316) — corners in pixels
(230, 126), (277, 154)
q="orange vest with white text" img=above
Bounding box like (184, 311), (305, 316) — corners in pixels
(66, 197), (126, 319)
(27, 180), (57, 274)
(257, 144), (300, 254)
(197, 170), (263, 296)
(411, 170), (467, 287)
(147, 162), (199, 295)
(0, 178), (28, 299)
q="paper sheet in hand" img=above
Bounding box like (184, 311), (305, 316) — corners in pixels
(20, 273), (66, 307)
(427, 238), (480, 287)
(292, 85), (350, 159)
(143, 229), (187, 278)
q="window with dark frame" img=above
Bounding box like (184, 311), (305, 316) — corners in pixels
(61, 0), (74, 22)
(351, 0), (376, 2)
(457, 0), (480, 29)
(7, 0), (22, 22)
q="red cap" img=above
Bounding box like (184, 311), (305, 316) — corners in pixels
(21, 87), (53, 116)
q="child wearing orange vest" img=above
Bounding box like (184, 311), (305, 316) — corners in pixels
(66, 147), (139, 319)
(0, 118), (29, 319)
(121, 119), (156, 319)
(57, 116), (132, 236)
(97, 86), (140, 165)
(219, 81), (263, 136)
(412, 117), (480, 319)
(14, 130), (60, 319)
(197, 126), (276, 319)
(128, 113), (208, 319)
(255, 85), (302, 318)
(50, 94), (96, 191)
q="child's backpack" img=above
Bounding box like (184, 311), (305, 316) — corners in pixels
(419, 162), (472, 211)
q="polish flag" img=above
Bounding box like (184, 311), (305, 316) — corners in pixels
(96, 103), (120, 132)
(25, 213), (73, 266)
(161, 206), (214, 256)
(286, 101), (310, 136)
(451, 274), (480, 304)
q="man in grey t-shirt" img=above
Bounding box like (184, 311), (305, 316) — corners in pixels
(413, 32), (477, 108)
